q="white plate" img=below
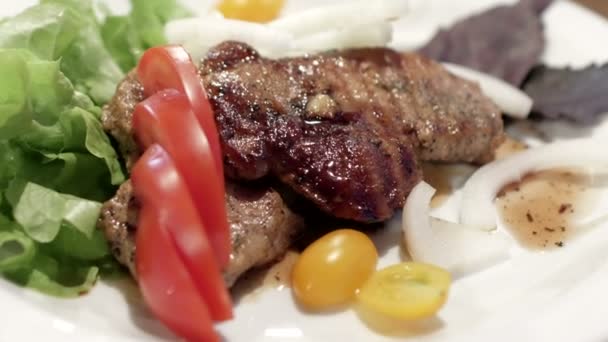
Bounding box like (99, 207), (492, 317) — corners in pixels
(1, 1), (608, 341)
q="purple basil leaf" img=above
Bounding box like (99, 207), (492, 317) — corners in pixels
(523, 64), (608, 123)
(523, 0), (554, 15)
(419, 0), (553, 86)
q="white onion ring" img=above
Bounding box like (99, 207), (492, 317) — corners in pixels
(269, 0), (409, 37)
(165, 17), (293, 61)
(289, 22), (392, 55)
(443, 63), (533, 119)
(403, 181), (512, 277)
(460, 139), (608, 228)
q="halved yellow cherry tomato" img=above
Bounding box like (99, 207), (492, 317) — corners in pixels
(291, 229), (378, 311)
(356, 262), (451, 320)
(217, 0), (285, 23)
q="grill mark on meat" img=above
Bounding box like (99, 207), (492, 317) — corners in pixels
(358, 62), (408, 213)
(202, 45), (421, 221)
(357, 73), (397, 218)
(200, 42), (502, 221)
(320, 59), (389, 218)
(103, 42), (502, 223)
(366, 58), (418, 208)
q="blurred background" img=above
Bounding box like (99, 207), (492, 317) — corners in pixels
(577, 0), (608, 16)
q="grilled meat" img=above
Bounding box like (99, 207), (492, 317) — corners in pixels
(100, 42), (504, 285)
(201, 42), (502, 221)
(103, 42), (503, 223)
(100, 69), (306, 287)
(223, 182), (304, 286)
(103, 71), (142, 171)
(99, 180), (137, 275)
(98, 180), (304, 287)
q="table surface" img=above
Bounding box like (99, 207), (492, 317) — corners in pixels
(575, 0), (608, 17)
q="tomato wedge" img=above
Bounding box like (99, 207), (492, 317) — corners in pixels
(132, 145), (233, 321)
(132, 89), (231, 268)
(136, 206), (218, 342)
(136, 45), (223, 181)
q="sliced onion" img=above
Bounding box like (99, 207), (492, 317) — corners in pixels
(443, 63), (533, 119)
(269, 0), (409, 37)
(460, 139), (607, 228)
(403, 181), (512, 277)
(165, 17), (293, 61)
(289, 22), (392, 55)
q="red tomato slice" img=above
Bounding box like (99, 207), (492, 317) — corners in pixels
(136, 45), (224, 182)
(132, 145), (233, 321)
(132, 90), (231, 269)
(136, 206), (218, 342)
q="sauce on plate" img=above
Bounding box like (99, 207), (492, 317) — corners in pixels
(232, 250), (300, 302)
(262, 250), (300, 289)
(421, 136), (526, 209)
(497, 169), (592, 250)
(422, 163), (476, 208)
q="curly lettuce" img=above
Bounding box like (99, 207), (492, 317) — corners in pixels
(0, 0), (191, 298)
(101, 0), (191, 72)
(0, 0), (125, 104)
(0, 1), (128, 297)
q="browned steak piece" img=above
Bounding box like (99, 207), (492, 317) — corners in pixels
(102, 71), (142, 171)
(98, 180), (304, 287)
(200, 42), (503, 222)
(102, 42), (503, 223)
(99, 180), (137, 276)
(223, 182), (304, 286)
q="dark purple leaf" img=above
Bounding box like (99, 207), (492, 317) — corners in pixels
(522, 0), (554, 15)
(419, 0), (554, 86)
(523, 64), (608, 123)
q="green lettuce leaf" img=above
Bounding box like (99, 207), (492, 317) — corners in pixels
(0, 2), (124, 104)
(0, 45), (124, 296)
(0, 4), (79, 61)
(0, 230), (36, 273)
(0, 0), (185, 298)
(0, 141), (24, 189)
(47, 225), (109, 261)
(4, 254), (100, 297)
(0, 213), (110, 297)
(101, 0), (191, 72)
(0, 51), (31, 139)
(0, 49), (124, 186)
(24, 264), (99, 297)
(6, 181), (102, 243)
(0, 217), (36, 273)
(131, 0), (191, 48)
(101, 16), (144, 73)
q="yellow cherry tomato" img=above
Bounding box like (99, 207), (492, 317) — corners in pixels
(217, 0), (285, 23)
(291, 229), (378, 311)
(356, 262), (451, 320)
